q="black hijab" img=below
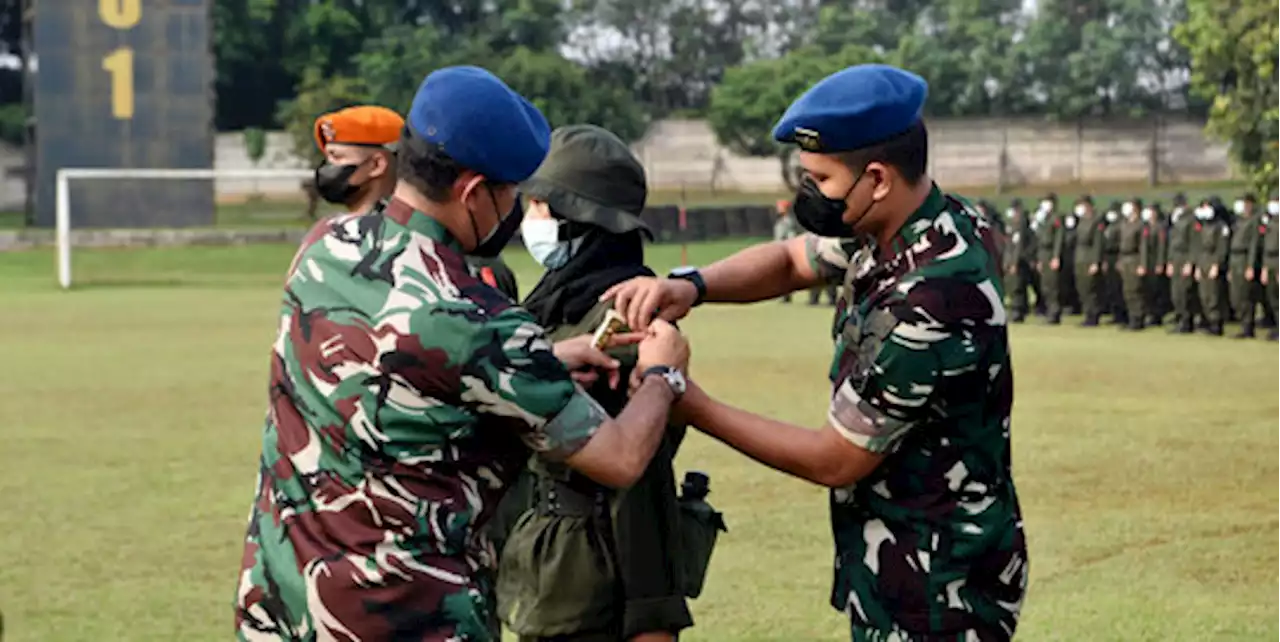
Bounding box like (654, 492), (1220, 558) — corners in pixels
(522, 226), (653, 328)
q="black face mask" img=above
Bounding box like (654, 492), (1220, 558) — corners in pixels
(792, 175), (857, 238)
(314, 162), (363, 205)
(470, 184), (524, 258)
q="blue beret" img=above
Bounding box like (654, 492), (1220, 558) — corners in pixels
(772, 64), (927, 153)
(406, 66), (551, 184)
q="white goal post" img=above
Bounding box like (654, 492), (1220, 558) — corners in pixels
(56, 167), (315, 289)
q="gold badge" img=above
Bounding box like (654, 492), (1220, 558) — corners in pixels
(794, 127), (821, 152)
(319, 120), (337, 144)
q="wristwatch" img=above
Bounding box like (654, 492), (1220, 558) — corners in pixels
(641, 365), (687, 399)
(668, 266), (706, 306)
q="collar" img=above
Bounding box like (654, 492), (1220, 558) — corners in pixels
(881, 183), (947, 259)
(383, 197), (463, 252)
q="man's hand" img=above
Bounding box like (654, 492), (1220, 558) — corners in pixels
(1050, 258), (1060, 271)
(601, 277), (700, 332)
(637, 319), (690, 373)
(1210, 265), (1219, 280)
(1088, 263), (1098, 275)
(1182, 263), (1193, 277)
(553, 332), (645, 389)
(1263, 267), (1270, 285)
(1245, 267), (1255, 281)
(1136, 266), (1146, 277)
(1165, 262), (1174, 275)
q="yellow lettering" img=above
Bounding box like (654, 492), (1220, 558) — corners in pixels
(98, 0), (142, 29)
(102, 48), (135, 120)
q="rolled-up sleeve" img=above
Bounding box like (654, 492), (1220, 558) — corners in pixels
(459, 306), (607, 460)
(805, 234), (862, 285)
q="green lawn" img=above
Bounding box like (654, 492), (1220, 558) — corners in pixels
(0, 240), (1276, 641)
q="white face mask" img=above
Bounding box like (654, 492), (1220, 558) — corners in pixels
(1269, 201), (1280, 216)
(1140, 208), (1153, 222)
(521, 217), (577, 269)
(1005, 208), (1016, 219)
(1039, 200), (1053, 213)
(1121, 203), (1136, 217)
(1233, 200), (1246, 214)
(1073, 204), (1087, 216)
(1195, 206), (1213, 221)
(1105, 210), (1119, 223)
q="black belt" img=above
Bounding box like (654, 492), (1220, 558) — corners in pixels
(1229, 250), (1248, 256)
(533, 476), (607, 518)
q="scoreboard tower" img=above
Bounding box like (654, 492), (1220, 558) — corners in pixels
(32, 0), (215, 228)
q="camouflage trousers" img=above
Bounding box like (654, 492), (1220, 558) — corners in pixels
(851, 622), (1010, 642)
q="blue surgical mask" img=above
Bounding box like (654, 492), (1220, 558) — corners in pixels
(521, 218), (576, 269)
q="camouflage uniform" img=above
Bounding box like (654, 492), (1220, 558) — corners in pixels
(1195, 213), (1231, 335)
(1166, 207), (1201, 332)
(235, 199), (610, 642)
(467, 255), (521, 302)
(807, 187), (1028, 641)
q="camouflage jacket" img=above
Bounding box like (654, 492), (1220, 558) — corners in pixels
(805, 186), (1028, 637)
(774, 213), (801, 241)
(235, 198), (609, 642)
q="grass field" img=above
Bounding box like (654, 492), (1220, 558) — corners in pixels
(1, 239), (1276, 641)
(0, 180), (1250, 230)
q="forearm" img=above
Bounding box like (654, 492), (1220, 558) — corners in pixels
(701, 237), (818, 303)
(612, 379), (677, 475)
(680, 384), (838, 486)
(566, 378), (674, 488)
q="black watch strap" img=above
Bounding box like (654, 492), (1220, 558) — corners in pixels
(669, 267), (706, 306)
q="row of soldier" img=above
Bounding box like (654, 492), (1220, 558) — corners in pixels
(979, 192), (1280, 340)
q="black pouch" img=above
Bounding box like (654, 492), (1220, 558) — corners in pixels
(676, 471), (727, 599)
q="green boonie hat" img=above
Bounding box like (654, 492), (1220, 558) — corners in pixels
(520, 124), (651, 239)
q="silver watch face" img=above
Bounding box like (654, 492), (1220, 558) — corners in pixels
(663, 369), (687, 395)
(669, 266), (698, 278)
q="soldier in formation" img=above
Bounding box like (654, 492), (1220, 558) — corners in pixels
(990, 189), (1276, 340)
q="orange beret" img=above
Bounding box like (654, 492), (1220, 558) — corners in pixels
(313, 106), (404, 152)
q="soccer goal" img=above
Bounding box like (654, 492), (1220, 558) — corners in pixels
(55, 167), (315, 289)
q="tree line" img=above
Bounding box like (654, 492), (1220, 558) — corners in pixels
(0, 0), (1274, 192)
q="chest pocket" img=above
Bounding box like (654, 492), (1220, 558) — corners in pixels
(836, 305), (897, 388)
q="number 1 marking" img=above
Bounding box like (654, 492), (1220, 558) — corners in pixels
(102, 47), (135, 120)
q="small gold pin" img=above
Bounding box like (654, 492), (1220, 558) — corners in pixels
(794, 127), (821, 152)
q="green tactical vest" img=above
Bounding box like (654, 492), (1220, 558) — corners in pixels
(496, 299), (695, 638)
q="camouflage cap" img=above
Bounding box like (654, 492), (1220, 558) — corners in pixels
(520, 124), (651, 238)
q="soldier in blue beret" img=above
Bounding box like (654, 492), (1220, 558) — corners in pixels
(604, 63), (1028, 641)
(235, 66), (693, 642)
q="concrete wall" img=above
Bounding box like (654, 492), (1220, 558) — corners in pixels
(0, 115), (1233, 212)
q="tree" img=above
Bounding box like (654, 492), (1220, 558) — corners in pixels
(274, 68), (367, 168)
(1175, 0), (1280, 195)
(890, 0), (1023, 117)
(707, 45), (881, 189)
(494, 48), (649, 142)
